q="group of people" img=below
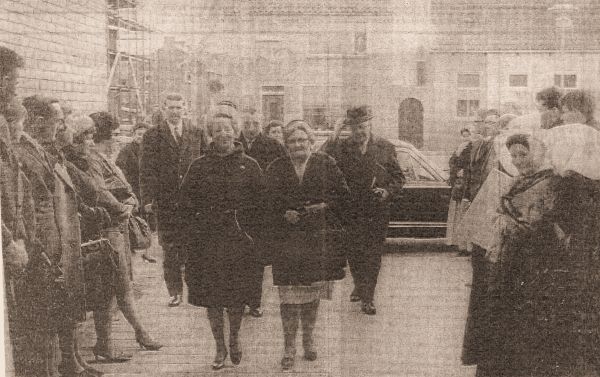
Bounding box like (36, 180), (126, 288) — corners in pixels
(1, 47), (164, 377)
(138, 97), (405, 370)
(446, 86), (600, 377)
(2, 45), (407, 375)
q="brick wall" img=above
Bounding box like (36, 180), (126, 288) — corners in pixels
(0, 0), (107, 114)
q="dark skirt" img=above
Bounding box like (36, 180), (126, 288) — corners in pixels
(185, 234), (259, 308)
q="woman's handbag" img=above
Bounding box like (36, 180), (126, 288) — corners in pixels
(129, 215), (151, 250)
(81, 238), (119, 311)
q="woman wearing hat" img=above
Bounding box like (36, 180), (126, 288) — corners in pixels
(321, 105), (405, 315)
(264, 119), (348, 370)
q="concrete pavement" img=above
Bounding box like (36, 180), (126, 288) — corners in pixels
(77, 237), (477, 377)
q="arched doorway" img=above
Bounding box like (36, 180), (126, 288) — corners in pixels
(398, 98), (424, 148)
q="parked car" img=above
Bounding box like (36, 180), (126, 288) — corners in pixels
(314, 136), (451, 238)
(389, 140), (450, 238)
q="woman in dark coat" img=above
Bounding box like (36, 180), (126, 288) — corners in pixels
(476, 134), (600, 377)
(178, 112), (263, 370)
(264, 120), (349, 371)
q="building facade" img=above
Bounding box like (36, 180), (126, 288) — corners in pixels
(0, 0), (108, 114)
(148, 0), (600, 151)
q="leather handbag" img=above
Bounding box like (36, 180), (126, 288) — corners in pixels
(81, 238), (118, 311)
(129, 215), (152, 250)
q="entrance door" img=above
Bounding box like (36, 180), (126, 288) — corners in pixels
(398, 98), (424, 148)
(262, 95), (284, 123)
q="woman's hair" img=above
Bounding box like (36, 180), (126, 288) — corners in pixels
(460, 128), (470, 135)
(264, 120), (283, 136)
(89, 111), (119, 143)
(536, 87), (562, 110)
(559, 90), (595, 123)
(505, 133), (530, 150)
(4, 100), (27, 124)
(283, 120), (314, 144)
(134, 122), (151, 132)
(206, 113), (239, 137)
(67, 112), (95, 144)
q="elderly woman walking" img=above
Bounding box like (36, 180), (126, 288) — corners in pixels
(264, 120), (349, 371)
(178, 112), (263, 370)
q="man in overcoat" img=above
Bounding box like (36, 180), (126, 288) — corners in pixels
(237, 111), (287, 317)
(140, 93), (207, 307)
(0, 46), (35, 377)
(321, 106), (405, 315)
(16, 95), (90, 376)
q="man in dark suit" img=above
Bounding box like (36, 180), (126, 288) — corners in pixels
(321, 105), (405, 315)
(140, 93), (207, 307)
(237, 111), (287, 318)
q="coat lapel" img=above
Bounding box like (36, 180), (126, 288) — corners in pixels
(158, 120), (179, 150)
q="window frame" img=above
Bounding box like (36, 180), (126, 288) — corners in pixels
(508, 74), (528, 88)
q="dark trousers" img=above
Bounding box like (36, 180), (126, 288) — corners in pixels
(462, 245), (489, 366)
(162, 241), (186, 297)
(347, 240), (382, 303)
(247, 265), (264, 309)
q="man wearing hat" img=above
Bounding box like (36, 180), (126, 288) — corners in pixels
(321, 105), (405, 315)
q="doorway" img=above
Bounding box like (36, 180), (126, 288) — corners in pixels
(398, 98), (424, 148)
(262, 95), (284, 123)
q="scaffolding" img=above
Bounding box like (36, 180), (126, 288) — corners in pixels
(107, 0), (152, 133)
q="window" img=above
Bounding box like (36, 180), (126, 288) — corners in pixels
(354, 31), (367, 54)
(302, 86), (342, 131)
(554, 74), (577, 88)
(457, 73), (480, 88)
(509, 74), (528, 87)
(457, 99), (480, 117)
(309, 33), (350, 54)
(397, 150), (436, 182)
(416, 61), (426, 86)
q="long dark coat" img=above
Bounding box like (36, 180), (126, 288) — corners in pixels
(178, 144), (263, 308)
(15, 135), (86, 322)
(264, 152), (350, 286)
(476, 170), (600, 377)
(239, 133), (287, 171)
(115, 141), (141, 202)
(140, 119), (207, 245)
(320, 135), (405, 245)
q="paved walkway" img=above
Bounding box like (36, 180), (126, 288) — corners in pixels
(78, 236), (477, 377)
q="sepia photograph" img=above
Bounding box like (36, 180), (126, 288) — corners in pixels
(1, 1), (600, 376)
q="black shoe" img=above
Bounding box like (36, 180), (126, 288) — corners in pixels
(168, 296), (181, 307)
(249, 307), (263, 318)
(350, 289), (361, 302)
(230, 342), (242, 365)
(211, 350), (228, 370)
(281, 355), (294, 370)
(303, 350), (317, 361)
(361, 302), (376, 315)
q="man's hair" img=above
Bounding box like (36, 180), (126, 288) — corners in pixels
(0, 47), (24, 77)
(460, 128), (471, 135)
(89, 111), (119, 143)
(535, 87), (562, 110)
(22, 95), (60, 121)
(164, 93), (184, 103)
(4, 99), (27, 124)
(560, 90), (595, 123)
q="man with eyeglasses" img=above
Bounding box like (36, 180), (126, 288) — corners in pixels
(237, 110), (287, 318)
(321, 105), (405, 315)
(15, 95), (98, 376)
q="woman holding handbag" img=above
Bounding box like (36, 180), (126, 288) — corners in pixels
(65, 112), (162, 362)
(264, 120), (349, 371)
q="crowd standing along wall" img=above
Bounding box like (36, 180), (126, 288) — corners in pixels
(0, 0), (108, 114)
